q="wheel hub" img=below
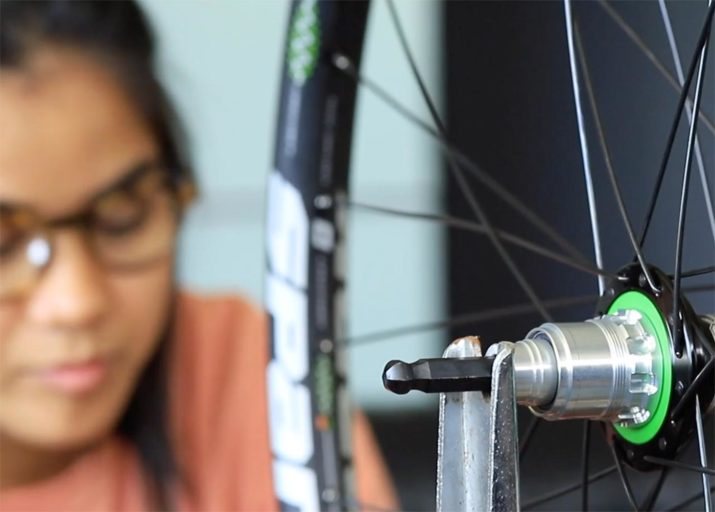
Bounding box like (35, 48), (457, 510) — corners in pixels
(383, 263), (714, 471)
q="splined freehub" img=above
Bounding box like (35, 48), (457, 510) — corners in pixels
(514, 308), (664, 426)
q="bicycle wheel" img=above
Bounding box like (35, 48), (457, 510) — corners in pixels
(266, 1), (715, 510)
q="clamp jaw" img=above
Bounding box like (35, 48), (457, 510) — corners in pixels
(384, 336), (519, 512)
(434, 337), (519, 512)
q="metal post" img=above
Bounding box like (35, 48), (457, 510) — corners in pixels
(436, 338), (519, 511)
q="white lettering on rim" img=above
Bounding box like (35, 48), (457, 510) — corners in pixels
(266, 170), (318, 510)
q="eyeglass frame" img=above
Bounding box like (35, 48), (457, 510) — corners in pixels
(0, 162), (196, 292)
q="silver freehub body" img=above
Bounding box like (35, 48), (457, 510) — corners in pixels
(512, 309), (660, 425)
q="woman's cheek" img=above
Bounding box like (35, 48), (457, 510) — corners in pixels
(108, 259), (173, 374)
(0, 304), (23, 390)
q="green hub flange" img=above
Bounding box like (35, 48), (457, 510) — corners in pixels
(608, 290), (672, 445)
(599, 263), (714, 471)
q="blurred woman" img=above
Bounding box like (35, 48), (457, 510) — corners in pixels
(0, 1), (396, 510)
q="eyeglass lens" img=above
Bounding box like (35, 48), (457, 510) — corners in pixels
(0, 168), (183, 299)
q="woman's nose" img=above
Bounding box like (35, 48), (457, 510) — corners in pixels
(25, 230), (110, 329)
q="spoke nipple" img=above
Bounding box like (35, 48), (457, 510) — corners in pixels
(675, 381), (685, 395)
(321, 488), (338, 504)
(314, 194), (333, 210)
(319, 338), (334, 353)
(332, 53), (351, 71)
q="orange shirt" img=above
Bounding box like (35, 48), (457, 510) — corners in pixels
(0, 293), (397, 511)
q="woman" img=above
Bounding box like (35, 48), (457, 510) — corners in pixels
(0, 1), (396, 510)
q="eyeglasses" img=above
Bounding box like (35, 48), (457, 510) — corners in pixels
(0, 163), (195, 300)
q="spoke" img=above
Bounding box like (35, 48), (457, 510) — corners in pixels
(332, 56), (593, 270)
(573, 19), (659, 293)
(521, 465), (617, 509)
(641, 469), (669, 512)
(610, 442), (639, 511)
(684, 283), (715, 294)
(386, 0), (552, 321)
(668, 486), (715, 512)
(519, 415), (541, 461)
(679, 265), (715, 278)
(348, 200), (614, 279)
(638, 2), (715, 250)
(564, 0), (606, 295)
(672, 12), (712, 356)
(581, 420), (591, 511)
(695, 395), (713, 512)
(596, 0), (715, 138)
(671, 356), (715, 420)
(344, 295), (597, 346)
(659, 0), (715, 244)
(642, 455), (715, 476)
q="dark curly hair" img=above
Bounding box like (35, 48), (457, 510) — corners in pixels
(0, 1), (192, 508)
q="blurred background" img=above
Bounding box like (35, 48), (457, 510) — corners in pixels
(140, 0), (713, 510)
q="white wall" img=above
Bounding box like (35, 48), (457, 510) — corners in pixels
(140, 0), (444, 411)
